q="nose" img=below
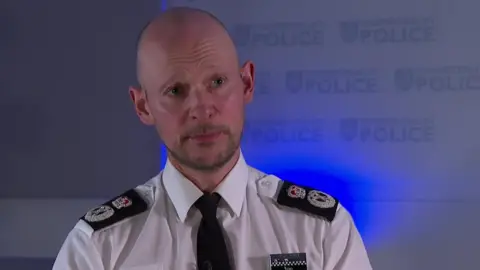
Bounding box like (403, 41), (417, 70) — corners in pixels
(186, 90), (216, 121)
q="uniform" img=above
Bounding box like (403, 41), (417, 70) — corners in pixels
(52, 153), (373, 270)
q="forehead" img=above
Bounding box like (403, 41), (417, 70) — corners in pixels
(142, 37), (237, 84)
(166, 38), (230, 70)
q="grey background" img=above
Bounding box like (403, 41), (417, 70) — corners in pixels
(1, 0), (160, 199)
(1, 0), (160, 268)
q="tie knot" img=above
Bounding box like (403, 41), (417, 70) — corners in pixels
(195, 193), (221, 217)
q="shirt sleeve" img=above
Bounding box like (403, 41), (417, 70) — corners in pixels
(52, 227), (104, 270)
(322, 204), (373, 270)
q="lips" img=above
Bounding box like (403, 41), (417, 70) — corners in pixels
(189, 131), (222, 143)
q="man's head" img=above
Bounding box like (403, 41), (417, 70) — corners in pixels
(130, 7), (255, 172)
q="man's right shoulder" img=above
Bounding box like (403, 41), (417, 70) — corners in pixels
(72, 174), (162, 237)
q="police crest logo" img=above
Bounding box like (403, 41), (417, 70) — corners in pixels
(112, 196), (132, 209)
(80, 189), (149, 231)
(287, 185), (307, 199)
(307, 190), (336, 208)
(84, 205), (115, 222)
(276, 181), (338, 222)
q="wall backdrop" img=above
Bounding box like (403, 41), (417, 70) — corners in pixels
(2, 0), (480, 269)
(1, 0), (161, 269)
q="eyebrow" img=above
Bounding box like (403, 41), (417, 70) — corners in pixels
(156, 74), (178, 92)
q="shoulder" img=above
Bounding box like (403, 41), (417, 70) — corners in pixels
(255, 174), (339, 222)
(74, 184), (156, 237)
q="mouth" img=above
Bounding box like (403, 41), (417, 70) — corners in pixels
(188, 131), (223, 143)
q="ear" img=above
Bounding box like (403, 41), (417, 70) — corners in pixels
(240, 60), (255, 104)
(129, 86), (155, 126)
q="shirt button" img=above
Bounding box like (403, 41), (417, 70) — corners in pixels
(261, 180), (271, 187)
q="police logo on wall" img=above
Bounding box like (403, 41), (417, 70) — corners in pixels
(277, 181), (338, 222)
(81, 189), (148, 231)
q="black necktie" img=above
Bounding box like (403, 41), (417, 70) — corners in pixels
(195, 193), (232, 270)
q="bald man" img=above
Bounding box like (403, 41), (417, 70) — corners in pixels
(53, 7), (372, 270)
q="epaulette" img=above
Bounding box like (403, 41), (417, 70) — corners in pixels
(80, 188), (148, 231)
(276, 180), (338, 222)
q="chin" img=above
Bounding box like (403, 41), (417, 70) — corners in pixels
(192, 146), (233, 162)
(190, 150), (222, 162)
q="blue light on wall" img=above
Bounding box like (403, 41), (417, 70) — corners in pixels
(160, 0), (168, 11)
(160, 143), (167, 168)
(160, 143), (401, 247)
(248, 155), (388, 247)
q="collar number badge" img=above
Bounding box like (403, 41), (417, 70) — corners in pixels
(269, 253), (307, 270)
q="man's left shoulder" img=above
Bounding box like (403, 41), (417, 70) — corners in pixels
(256, 175), (339, 222)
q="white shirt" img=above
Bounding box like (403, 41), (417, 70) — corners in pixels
(53, 154), (372, 270)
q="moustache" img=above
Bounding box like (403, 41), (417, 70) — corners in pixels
(182, 124), (230, 140)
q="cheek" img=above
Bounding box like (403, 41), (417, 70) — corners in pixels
(148, 101), (182, 141)
(153, 98), (181, 115)
(216, 87), (244, 111)
(148, 95), (186, 122)
(218, 93), (245, 131)
(218, 98), (243, 123)
(157, 121), (183, 147)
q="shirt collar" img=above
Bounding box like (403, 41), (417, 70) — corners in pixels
(162, 152), (249, 222)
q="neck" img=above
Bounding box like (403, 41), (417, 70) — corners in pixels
(168, 149), (241, 193)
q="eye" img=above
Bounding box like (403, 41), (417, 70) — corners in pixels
(169, 88), (179, 95)
(165, 85), (182, 96)
(211, 77), (226, 88)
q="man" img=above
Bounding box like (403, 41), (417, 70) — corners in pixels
(53, 7), (373, 270)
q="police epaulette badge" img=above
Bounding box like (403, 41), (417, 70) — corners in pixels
(276, 181), (338, 222)
(80, 189), (148, 231)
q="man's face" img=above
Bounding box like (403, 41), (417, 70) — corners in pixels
(131, 36), (254, 171)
